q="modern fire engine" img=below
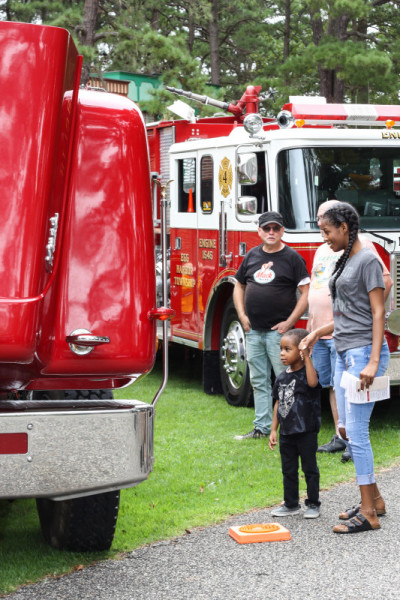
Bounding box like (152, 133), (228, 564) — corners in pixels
(148, 85), (400, 407)
(0, 21), (172, 551)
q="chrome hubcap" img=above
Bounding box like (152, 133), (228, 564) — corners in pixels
(221, 320), (247, 390)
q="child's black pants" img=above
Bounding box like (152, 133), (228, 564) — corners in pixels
(279, 431), (320, 508)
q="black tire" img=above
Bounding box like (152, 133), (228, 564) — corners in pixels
(32, 390), (61, 400)
(219, 298), (253, 407)
(36, 490), (120, 552)
(36, 388), (119, 551)
(63, 389), (114, 400)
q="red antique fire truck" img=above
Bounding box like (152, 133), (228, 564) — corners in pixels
(148, 86), (400, 407)
(0, 21), (172, 551)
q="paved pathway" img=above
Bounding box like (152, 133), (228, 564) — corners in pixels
(6, 465), (400, 600)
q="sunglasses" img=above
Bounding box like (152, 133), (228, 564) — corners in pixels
(261, 224), (282, 232)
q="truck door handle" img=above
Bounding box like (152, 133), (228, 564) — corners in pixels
(66, 329), (110, 355)
(66, 334), (110, 346)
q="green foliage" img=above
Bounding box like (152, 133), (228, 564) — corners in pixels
(1, 1), (400, 128)
(0, 0), (400, 122)
(275, 0), (399, 102)
(1, 0), (82, 25)
(328, 0), (369, 20)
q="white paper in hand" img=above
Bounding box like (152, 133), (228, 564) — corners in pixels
(340, 371), (390, 404)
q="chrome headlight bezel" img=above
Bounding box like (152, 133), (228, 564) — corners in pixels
(243, 113), (263, 136)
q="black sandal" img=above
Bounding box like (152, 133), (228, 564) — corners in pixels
(333, 513), (379, 534)
(339, 505), (360, 520)
(339, 504), (386, 520)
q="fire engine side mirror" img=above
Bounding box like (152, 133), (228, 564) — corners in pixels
(237, 153), (258, 184)
(237, 196), (257, 216)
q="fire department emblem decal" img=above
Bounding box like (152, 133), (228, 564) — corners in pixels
(218, 158), (233, 198)
(253, 262), (275, 284)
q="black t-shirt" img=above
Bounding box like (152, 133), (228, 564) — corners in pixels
(235, 244), (309, 330)
(272, 367), (321, 435)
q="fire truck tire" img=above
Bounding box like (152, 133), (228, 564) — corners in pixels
(63, 389), (113, 400)
(219, 298), (253, 407)
(35, 389), (117, 551)
(36, 490), (120, 552)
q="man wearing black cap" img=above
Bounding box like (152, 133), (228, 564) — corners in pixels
(234, 211), (310, 439)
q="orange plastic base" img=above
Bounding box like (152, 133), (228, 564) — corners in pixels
(229, 523), (291, 544)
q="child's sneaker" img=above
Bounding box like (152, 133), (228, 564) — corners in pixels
(304, 503), (320, 519)
(271, 503), (301, 517)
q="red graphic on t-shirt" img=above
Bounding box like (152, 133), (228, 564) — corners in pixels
(253, 261), (275, 284)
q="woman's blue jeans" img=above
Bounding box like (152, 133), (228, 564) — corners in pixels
(334, 342), (389, 486)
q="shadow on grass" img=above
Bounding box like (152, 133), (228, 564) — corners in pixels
(166, 344), (203, 381)
(0, 498), (110, 595)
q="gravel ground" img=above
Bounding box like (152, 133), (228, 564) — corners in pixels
(6, 465), (400, 600)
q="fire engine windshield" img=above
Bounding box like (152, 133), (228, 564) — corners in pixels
(278, 147), (400, 230)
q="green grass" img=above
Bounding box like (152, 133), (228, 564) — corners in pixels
(0, 347), (400, 594)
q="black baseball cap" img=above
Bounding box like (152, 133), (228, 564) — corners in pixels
(258, 211), (284, 228)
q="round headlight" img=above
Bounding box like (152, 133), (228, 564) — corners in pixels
(243, 113), (263, 135)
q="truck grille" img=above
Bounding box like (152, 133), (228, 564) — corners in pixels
(394, 253), (400, 309)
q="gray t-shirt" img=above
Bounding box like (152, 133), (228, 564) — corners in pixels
(329, 247), (384, 353)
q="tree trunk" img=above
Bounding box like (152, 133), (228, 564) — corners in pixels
(283, 0), (291, 60)
(318, 68), (345, 103)
(150, 8), (159, 31)
(79, 0), (100, 85)
(355, 17), (369, 103)
(188, 10), (195, 53)
(5, 0), (11, 21)
(209, 0), (220, 86)
(311, 11), (349, 103)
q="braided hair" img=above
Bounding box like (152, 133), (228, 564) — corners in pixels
(321, 202), (360, 301)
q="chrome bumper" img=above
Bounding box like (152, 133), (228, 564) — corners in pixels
(0, 399), (154, 500)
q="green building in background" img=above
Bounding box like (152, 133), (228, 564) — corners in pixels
(104, 72), (161, 104)
(88, 71), (161, 120)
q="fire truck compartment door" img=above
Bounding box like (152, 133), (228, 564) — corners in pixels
(0, 23), (79, 364)
(169, 153), (199, 341)
(37, 91), (156, 378)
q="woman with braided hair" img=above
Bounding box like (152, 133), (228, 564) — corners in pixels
(300, 201), (389, 534)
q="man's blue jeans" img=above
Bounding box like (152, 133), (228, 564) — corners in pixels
(245, 328), (284, 434)
(334, 342), (389, 486)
